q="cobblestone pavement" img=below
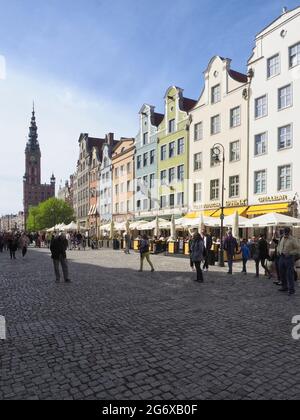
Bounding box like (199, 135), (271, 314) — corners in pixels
(0, 247), (300, 400)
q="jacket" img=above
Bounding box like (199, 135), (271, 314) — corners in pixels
(50, 237), (68, 260)
(241, 244), (251, 260)
(224, 236), (238, 257)
(254, 239), (269, 260)
(191, 239), (205, 263)
(140, 239), (150, 255)
(278, 236), (300, 257)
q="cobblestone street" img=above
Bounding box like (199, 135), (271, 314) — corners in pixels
(0, 247), (300, 400)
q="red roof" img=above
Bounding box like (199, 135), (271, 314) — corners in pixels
(152, 112), (164, 127)
(181, 97), (197, 112)
(229, 69), (248, 84)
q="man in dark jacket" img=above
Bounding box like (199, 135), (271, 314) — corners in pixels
(201, 229), (213, 272)
(50, 234), (71, 283)
(224, 231), (238, 275)
(254, 234), (272, 279)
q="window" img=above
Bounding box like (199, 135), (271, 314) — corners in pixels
(115, 185), (119, 196)
(211, 84), (221, 104)
(267, 54), (280, 78)
(120, 183), (124, 193)
(160, 196), (167, 209)
(161, 145), (167, 161)
(150, 174), (155, 189)
(229, 176), (240, 198)
(127, 200), (131, 212)
(255, 133), (267, 156)
(143, 199), (148, 210)
(150, 150), (155, 165)
(115, 203), (119, 213)
(254, 170), (267, 194)
(160, 170), (167, 185)
(194, 153), (202, 171)
(230, 107), (241, 128)
(120, 202), (124, 213)
(194, 122), (203, 142)
(127, 162), (131, 174)
(143, 175), (148, 187)
(177, 165), (184, 182)
(137, 156), (141, 170)
(143, 152), (148, 167)
(278, 85), (292, 110)
(278, 125), (292, 150)
(169, 167), (175, 184)
(210, 180), (220, 201)
(289, 42), (300, 68)
(143, 132), (148, 146)
(127, 180), (131, 192)
(169, 142), (175, 158)
(230, 141), (240, 162)
(278, 165), (292, 191)
(136, 178), (141, 192)
(255, 95), (267, 119)
(120, 166), (125, 176)
(177, 138), (185, 155)
(136, 200), (141, 211)
(211, 115), (221, 135)
(169, 119), (176, 133)
(115, 168), (119, 178)
(194, 183), (202, 203)
(177, 192), (184, 206)
(169, 194), (175, 208)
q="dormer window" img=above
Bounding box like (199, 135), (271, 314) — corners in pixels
(211, 84), (221, 104)
(169, 119), (176, 133)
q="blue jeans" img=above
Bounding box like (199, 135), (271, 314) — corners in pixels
(228, 255), (234, 273)
(279, 255), (295, 292)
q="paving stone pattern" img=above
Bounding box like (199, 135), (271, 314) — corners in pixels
(0, 248), (300, 400)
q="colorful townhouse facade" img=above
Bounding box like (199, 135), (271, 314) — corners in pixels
(247, 6), (300, 218)
(157, 86), (197, 217)
(188, 56), (249, 217)
(99, 133), (119, 225)
(88, 146), (101, 237)
(134, 104), (164, 219)
(112, 138), (135, 223)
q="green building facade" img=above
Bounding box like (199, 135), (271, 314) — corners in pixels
(157, 86), (197, 216)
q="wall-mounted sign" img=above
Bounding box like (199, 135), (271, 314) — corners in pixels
(226, 199), (248, 207)
(258, 195), (288, 204)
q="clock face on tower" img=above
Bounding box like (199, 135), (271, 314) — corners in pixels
(30, 156), (36, 164)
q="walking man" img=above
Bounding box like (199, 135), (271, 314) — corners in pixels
(254, 234), (272, 279)
(50, 233), (71, 283)
(139, 234), (155, 273)
(124, 233), (131, 255)
(224, 231), (238, 275)
(201, 229), (213, 272)
(278, 228), (299, 296)
(191, 233), (205, 283)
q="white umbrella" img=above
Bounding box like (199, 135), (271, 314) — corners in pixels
(129, 220), (148, 230)
(170, 215), (176, 241)
(224, 213), (249, 228)
(109, 220), (115, 239)
(63, 222), (78, 232)
(154, 216), (160, 237)
(232, 211), (240, 239)
(247, 212), (300, 228)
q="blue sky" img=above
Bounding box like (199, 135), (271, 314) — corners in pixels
(0, 0), (300, 214)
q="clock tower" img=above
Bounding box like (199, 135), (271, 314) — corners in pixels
(24, 105), (41, 186)
(23, 105), (56, 226)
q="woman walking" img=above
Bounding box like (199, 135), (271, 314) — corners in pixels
(139, 234), (155, 273)
(20, 233), (29, 258)
(191, 233), (205, 283)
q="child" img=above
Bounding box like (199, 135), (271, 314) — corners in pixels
(240, 239), (251, 275)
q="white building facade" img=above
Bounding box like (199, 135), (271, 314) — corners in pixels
(247, 6), (300, 217)
(189, 56), (249, 217)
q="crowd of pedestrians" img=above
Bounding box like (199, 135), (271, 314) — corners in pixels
(188, 227), (300, 296)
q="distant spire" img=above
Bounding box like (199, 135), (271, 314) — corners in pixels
(26, 103), (39, 152)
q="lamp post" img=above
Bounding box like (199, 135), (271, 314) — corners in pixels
(212, 143), (225, 268)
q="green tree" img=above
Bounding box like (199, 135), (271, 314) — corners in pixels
(26, 198), (74, 231)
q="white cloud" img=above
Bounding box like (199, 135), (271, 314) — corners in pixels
(0, 67), (138, 215)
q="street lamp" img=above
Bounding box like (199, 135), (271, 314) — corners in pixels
(212, 143), (225, 268)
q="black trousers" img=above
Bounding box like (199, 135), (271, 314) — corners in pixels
(22, 247), (27, 257)
(190, 256), (194, 269)
(10, 250), (16, 259)
(255, 258), (271, 277)
(203, 255), (209, 270)
(194, 262), (204, 282)
(242, 258), (248, 273)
